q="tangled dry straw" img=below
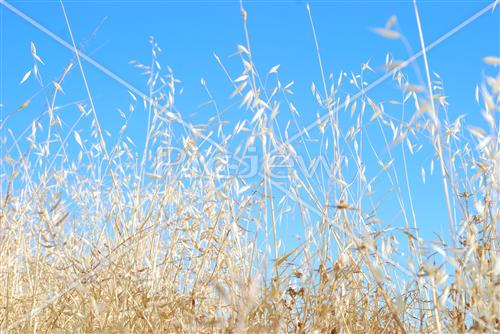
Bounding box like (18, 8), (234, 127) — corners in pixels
(1, 2), (499, 333)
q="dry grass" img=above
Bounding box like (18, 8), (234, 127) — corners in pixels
(1, 2), (499, 333)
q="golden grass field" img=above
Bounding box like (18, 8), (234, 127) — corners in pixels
(1, 1), (499, 333)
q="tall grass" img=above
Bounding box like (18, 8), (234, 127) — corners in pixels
(1, 2), (499, 333)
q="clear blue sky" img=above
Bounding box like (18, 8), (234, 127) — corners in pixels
(1, 0), (499, 248)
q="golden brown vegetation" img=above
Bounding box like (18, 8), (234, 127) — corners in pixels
(1, 2), (499, 333)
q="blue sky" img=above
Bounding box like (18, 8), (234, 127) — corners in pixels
(1, 0), (499, 249)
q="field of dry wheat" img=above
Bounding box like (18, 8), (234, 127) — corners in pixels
(1, 1), (499, 333)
